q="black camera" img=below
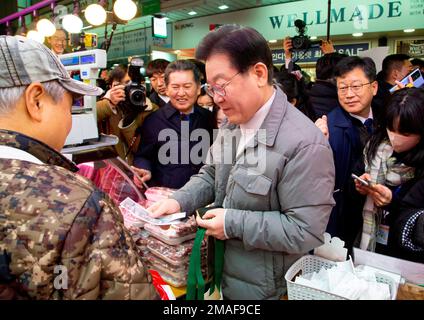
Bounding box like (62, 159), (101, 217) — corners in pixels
(290, 19), (322, 51)
(119, 57), (147, 126)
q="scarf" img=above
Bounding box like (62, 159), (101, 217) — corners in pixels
(360, 139), (415, 251)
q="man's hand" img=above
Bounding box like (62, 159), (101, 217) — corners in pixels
(131, 166), (152, 188)
(196, 208), (227, 240)
(315, 115), (329, 139)
(393, 76), (414, 92)
(104, 84), (125, 107)
(320, 40), (335, 54)
(147, 199), (181, 218)
(283, 37), (293, 60)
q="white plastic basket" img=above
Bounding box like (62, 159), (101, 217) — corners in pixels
(284, 255), (398, 300)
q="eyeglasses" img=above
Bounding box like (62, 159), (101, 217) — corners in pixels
(51, 37), (67, 45)
(204, 72), (241, 97)
(337, 82), (374, 95)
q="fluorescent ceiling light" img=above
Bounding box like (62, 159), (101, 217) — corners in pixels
(352, 32), (363, 37)
(188, 10), (197, 15)
(404, 29), (415, 33)
(310, 36), (317, 40)
(269, 39), (277, 43)
(219, 5), (229, 10)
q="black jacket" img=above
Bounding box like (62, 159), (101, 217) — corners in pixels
(134, 103), (214, 189)
(307, 80), (341, 118)
(379, 177), (424, 263)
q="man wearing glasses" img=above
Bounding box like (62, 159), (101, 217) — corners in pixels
(47, 29), (67, 56)
(315, 56), (379, 252)
(147, 25), (335, 300)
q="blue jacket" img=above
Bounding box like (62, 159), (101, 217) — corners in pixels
(326, 106), (366, 248)
(134, 103), (214, 189)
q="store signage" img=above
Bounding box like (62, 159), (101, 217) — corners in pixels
(172, 0), (423, 50)
(268, 2), (403, 30)
(272, 43), (370, 64)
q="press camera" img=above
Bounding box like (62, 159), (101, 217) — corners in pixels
(290, 19), (322, 51)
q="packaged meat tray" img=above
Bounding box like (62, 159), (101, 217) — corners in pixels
(147, 237), (207, 266)
(159, 271), (187, 288)
(144, 187), (176, 202)
(145, 252), (188, 281)
(144, 216), (198, 245)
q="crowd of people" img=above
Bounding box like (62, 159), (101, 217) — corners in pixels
(0, 23), (423, 300)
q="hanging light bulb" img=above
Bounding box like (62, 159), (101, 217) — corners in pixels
(114, 0), (137, 21)
(37, 18), (56, 37)
(27, 30), (45, 43)
(84, 4), (107, 26)
(62, 0), (83, 34)
(36, 2), (57, 37)
(62, 14), (83, 33)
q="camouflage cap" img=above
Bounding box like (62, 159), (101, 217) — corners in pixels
(0, 35), (103, 96)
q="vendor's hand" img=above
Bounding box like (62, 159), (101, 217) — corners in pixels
(131, 166), (152, 187)
(283, 37), (293, 59)
(147, 199), (181, 218)
(368, 184), (393, 207)
(196, 208), (227, 240)
(315, 115), (329, 139)
(354, 173), (372, 195)
(321, 40), (335, 54)
(104, 85), (125, 106)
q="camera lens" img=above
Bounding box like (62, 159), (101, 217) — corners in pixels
(129, 88), (145, 106)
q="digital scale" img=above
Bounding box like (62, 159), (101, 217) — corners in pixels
(59, 49), (106, 146)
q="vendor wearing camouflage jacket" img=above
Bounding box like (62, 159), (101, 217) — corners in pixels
(0, 35), (157, 300)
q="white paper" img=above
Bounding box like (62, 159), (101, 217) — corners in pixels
(120, 197), (186, 225)
(358, 47), (389, 73)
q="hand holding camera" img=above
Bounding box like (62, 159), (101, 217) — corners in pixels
(283, 37), (293, 59)
(104, 85), (125, 109)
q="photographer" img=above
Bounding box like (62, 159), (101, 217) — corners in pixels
(97, 62), (158, 165)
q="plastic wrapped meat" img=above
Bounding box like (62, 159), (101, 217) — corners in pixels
(147, 237), (207, 266)
(144, 216), (198, 245)
(144, 187), (176, 202)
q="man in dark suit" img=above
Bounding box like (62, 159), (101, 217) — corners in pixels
(146, 59), (170, 108)
(373, 54), (413, 121)
(315, 56), (378, 251)
(133, 60), (214, 189)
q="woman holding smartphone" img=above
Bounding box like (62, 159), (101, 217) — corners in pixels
(354, 87), (424, 263)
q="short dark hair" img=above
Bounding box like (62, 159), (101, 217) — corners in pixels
(107, 65), (128, 86)
(164, 60), (201, 86)
(146, 59), (170, 77)
(195, 24), (274, 84)
(316, 52), (348, 80)
(381, 54), (411, 81)
(335, 56), (376, 82)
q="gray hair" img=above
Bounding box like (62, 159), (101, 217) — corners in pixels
(0, 80), (67, 114)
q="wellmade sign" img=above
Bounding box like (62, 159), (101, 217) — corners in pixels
(268, 1), (404, 30)
(172, 0), (423, 49)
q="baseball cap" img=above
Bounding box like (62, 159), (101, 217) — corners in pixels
(0, 35), (103, 96)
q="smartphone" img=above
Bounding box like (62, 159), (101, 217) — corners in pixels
(351, 173), (370, 187)
(390, 68), (424, 93)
